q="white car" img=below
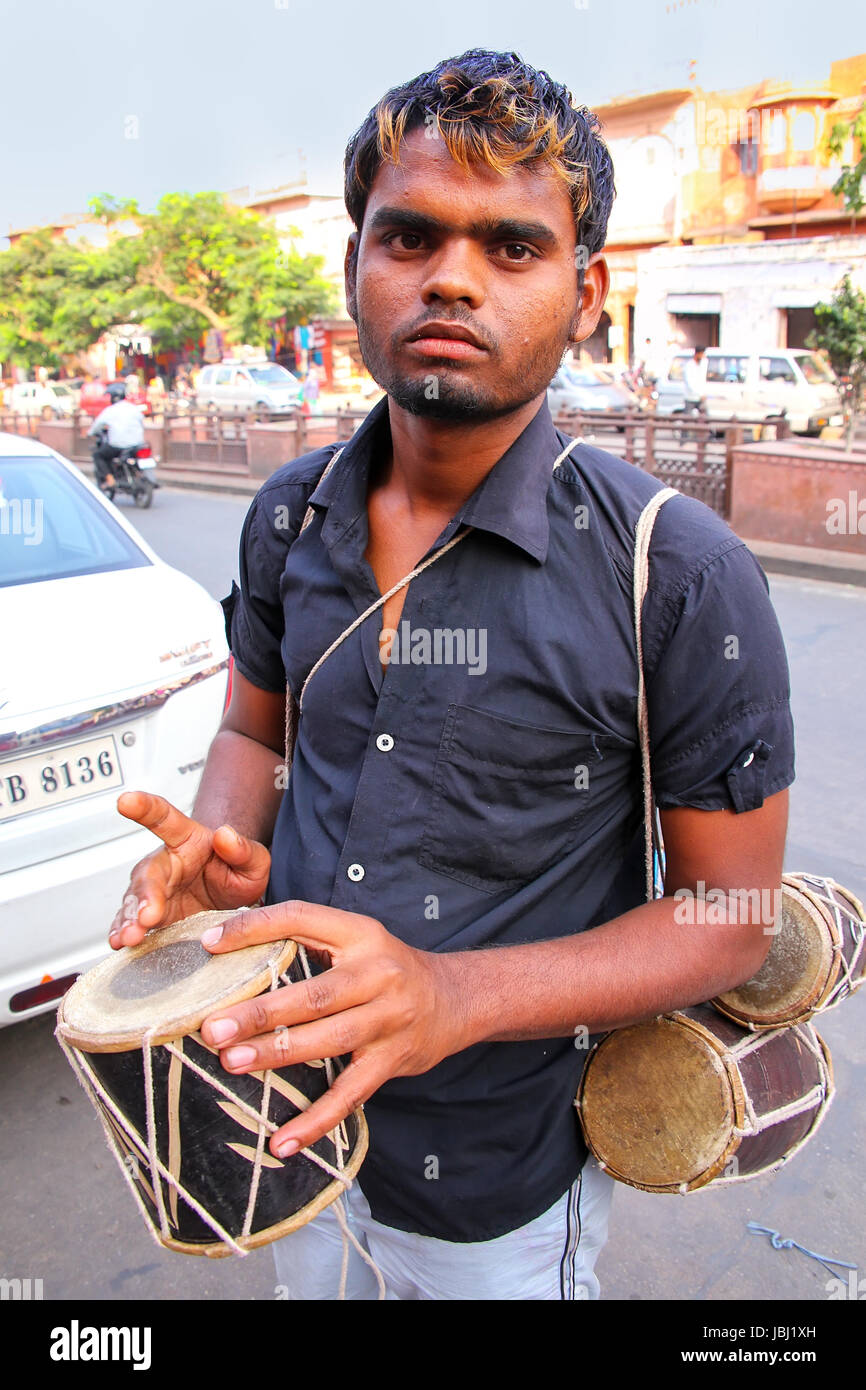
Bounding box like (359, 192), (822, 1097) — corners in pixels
(653, 349), (844, 435)
(0, 433), (230, 1026)
(9, 381), (76, 419)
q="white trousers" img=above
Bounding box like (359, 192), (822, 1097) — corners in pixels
(271, 1160), (614, 1301)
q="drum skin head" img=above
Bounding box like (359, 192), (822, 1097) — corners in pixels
(58, 912), (297, 1051)
(577, 1014), (741, 1192)
(713, 882), (837, 1027)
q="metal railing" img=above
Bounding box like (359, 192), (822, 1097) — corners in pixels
(0, 404), (790, 518)
(550, 410), (790, 517)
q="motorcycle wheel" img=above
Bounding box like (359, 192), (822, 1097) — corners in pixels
(133, 478), (154, 509)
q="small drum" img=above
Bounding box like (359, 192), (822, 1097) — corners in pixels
(712, 872), (866, 1029)
(56, 911), (368, 1256)
(575, 1004), (833, 1194)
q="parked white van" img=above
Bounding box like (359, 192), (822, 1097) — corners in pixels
(196, 360), (302, 416)
(654, 349), (843, 435)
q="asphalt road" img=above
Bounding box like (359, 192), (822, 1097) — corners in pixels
(1, 488), (864, 1302)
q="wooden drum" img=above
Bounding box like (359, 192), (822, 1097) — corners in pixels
(712, 872), (866, 1029)
(56, 911), (368, 1256)
(575, 1004), (833, 1194)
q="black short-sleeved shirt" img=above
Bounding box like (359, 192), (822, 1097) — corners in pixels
(226, 396), (795, 1242)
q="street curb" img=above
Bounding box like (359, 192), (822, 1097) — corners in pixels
(157, 472), (260, 498)
(743, 541), (866, 589)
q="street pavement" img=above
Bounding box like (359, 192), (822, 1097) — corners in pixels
(1, 489), (863, 1302)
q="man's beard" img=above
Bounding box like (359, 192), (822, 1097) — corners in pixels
(354, 308), (577, 423)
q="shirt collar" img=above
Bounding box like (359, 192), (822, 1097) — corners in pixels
(309, 394), (564, 564)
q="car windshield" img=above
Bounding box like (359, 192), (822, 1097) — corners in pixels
(793, 352), (835, 384)
(52, 385), (72, 397)
(248, 366), (296, 385)
(563, 368), (602, 387)
(0, 457), (151, 588)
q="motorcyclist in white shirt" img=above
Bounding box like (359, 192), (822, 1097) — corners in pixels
(88, 382), (146, 488)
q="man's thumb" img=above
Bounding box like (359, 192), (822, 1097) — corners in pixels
(212, 824), (259, 864)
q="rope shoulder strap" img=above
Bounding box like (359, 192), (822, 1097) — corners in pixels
(634, 486), (679, 903)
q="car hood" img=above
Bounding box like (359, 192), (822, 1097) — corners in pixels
(0, 563), (228, 733)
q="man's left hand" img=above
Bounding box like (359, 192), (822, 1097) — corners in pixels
(199, 902), (464, 1159)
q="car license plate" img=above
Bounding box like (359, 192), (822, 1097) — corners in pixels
(0, 734), (123, 823)
(830, 415), (843, 426)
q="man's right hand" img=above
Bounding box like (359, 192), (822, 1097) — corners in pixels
(108, 790), (271, 950)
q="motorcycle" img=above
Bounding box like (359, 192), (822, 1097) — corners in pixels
(92, 436), (159, 509)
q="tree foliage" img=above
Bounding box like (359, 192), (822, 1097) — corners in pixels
(827, 103), (866, 216)
(0, 192), (338, 372)
(809, 275), (866, 445)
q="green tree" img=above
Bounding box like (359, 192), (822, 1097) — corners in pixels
(0, 192), (338, 376)
(827, 102), (866, 218)
(89, 191), (336, 351)
(808, 275), (866, 450)
(0, 230), (119, 373)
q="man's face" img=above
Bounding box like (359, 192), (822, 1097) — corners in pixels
(345, 127), (607, 422)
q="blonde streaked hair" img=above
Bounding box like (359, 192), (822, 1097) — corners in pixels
(344, 49), (615, 262)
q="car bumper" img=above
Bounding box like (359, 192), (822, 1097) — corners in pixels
(0, 822), (172, 1027)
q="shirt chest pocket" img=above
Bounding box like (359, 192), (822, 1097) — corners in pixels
(417, 703), (623, 895)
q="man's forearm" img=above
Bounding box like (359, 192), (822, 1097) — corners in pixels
(192, 729), (283, 846)
(438, 897), (771, 1050)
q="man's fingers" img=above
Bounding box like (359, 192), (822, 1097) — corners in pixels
(116, 790), (208, 853)
(201, 966), (368, 1048)
(217, 1003), (373, 1075)
(201, 899), (380, 956)
(267, 1057), (379, 1159)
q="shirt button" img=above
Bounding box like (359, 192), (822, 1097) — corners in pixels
(376, 733), (394, 752)
(347, 863), (365, 882)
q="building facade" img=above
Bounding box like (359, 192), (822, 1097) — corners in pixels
(592, 52), (866, 367)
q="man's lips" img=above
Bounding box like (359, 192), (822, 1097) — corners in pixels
(404, 322), (488, 361)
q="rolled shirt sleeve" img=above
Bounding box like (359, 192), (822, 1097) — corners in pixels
(227, 491), (290, 694)
(643, 541), (795, 812)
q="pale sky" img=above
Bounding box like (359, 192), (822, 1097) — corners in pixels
(2, 0), (864, 238)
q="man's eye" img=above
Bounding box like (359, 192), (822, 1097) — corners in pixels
(500, 243), (535, 262)
(385, 232), (424, 251)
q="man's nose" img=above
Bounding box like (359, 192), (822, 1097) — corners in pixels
(419, 238), (486, 309)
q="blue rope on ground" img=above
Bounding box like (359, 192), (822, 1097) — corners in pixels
(747, 1222), (857, 1281)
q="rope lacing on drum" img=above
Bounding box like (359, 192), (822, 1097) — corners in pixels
(788, 873), (865, 1010)
(291, 944), (386, 1301)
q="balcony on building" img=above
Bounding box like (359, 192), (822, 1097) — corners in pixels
(747, 84), (841, 215)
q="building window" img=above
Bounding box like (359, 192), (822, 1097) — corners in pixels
(764, 111), (787, 155)
(791, 110), (816, 153)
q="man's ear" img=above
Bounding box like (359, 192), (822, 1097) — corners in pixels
(344, 233), (359, 323)
(568, 253), (610, 345)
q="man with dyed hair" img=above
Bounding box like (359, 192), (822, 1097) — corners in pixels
(111, 50), (794, 1299)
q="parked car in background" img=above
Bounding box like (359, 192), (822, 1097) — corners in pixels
(79, 380), (111, 417)
(9, 381), (76, 420)
(0, 432), (230, 1027)
(547, 364), (637, 422)
(196, 360), (303, 416)
(80, 380), (150, 419)
(653, 349), (844, 435)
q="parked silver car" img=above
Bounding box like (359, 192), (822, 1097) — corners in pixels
(196, 361), (303, 416)
(547, 365), (637, 422)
